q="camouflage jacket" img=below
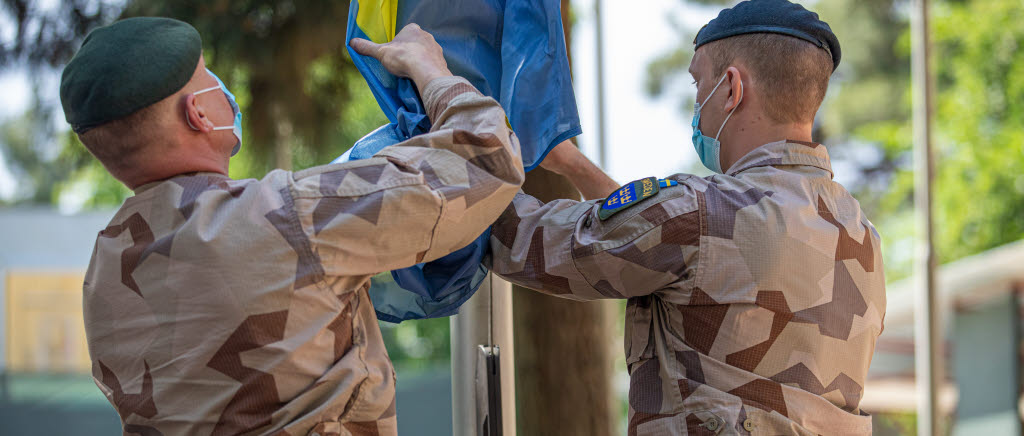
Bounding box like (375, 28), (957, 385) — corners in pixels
(82, 76), (523, 436)
(489, 140), (885, 435)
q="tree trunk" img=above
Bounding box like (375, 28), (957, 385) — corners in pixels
(273, 104), (294, 171)
(513, 167), (617, 435)
(512, 3), (618, 434)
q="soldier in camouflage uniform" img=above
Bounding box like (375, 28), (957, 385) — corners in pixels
(60, 18), (523, 435)
(489, 0), (885, 434)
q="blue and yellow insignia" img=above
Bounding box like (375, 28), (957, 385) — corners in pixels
(659, 178), (678, 188)
(599, 177), (659, 220)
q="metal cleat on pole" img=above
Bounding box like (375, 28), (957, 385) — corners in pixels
(451, 274), (516, 436)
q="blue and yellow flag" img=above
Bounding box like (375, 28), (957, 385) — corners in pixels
(338, 0), (581, 322)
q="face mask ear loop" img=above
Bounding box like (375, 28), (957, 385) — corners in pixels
(193, 86), (220, 95)
(186, 86), (225, 130)
(186, 86), (235, 131)
(699, 72), (730, 110)
(715, 75), (744, 140)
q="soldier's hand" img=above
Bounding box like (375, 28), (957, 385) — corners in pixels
(351, 24), (452, 90)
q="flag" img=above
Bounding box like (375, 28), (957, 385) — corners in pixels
(340, 0), (581, 322)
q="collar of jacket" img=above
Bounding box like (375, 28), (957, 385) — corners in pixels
(725, 139), (834, 179)
(132, 171), (229, 195)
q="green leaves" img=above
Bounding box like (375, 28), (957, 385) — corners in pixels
(1, 0), (388, 208)
(122, 0), (384, 174)
(852, 0), (1024, 278)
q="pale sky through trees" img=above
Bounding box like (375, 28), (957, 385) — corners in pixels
(571, 0), (717, 184)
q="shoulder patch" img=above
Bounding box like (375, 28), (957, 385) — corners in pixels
(598, 177), (661, 221)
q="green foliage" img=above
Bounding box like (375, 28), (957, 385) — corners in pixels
(379, 317), (453, 372)
(0, 91), (95, 205)
(121, 0), (389, 175)
(0, 0), (120, 70)
(814, 0), (911, 138)
(928, 0), (1024, 262)
(0, 1), (126, 206)
(1, 1), (389, 206)
(873, 411), (918, 435)
(853, 0), (1024, 279)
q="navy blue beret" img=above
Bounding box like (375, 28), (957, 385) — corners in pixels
(60, 17), (202, 133)
(694, 0), (841, 71)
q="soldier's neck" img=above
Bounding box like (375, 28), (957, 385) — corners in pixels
(121, 149), (229, 190)
(719, 120), (813, 173)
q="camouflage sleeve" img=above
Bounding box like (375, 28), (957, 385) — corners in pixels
(289, 76), (525, 277)
(488, 183), (702, 300)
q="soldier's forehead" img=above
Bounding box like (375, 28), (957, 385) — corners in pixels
(688, 50), (706, 76)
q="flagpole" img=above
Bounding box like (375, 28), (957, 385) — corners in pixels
(911, 0), (941, 434)
(594, 0), (608, 169)
(451, 275), (516, 436)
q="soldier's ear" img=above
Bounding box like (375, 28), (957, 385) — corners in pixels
(184, 93), (214, 132)
(723, 67), (744, 112)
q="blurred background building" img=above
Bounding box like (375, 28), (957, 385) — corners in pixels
(863, 240), (1024, 435)
(0, 209), (117, 434)
(2, 0), (1023, 435)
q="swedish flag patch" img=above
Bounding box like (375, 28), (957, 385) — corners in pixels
(599, 177), (659, 220)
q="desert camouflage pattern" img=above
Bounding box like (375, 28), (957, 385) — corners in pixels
(489, 140), (885, 435)
(82, 76), (523, 436)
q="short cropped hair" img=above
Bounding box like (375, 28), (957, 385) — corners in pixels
(704, 33), (832, 124)
(78, 97), (171, 172)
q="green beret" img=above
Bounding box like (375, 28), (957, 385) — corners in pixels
(60, 17), (202, 133)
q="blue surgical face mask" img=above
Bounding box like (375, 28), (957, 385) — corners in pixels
(187, 69), (243, 156)
(691, 72), (743, 174)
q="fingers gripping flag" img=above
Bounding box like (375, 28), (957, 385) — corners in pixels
(339, 0), (581, 322)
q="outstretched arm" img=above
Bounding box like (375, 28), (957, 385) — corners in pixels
(291, 25), (525, 277)
(488, 178), (702, 301)
(540, 140), (619, 200)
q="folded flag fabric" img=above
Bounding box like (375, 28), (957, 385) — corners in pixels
(340, 0), (581, 323)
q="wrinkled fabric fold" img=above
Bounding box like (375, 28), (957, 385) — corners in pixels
(341, 0), (580, 322)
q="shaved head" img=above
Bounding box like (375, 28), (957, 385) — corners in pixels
(702, 33), (832, 124)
